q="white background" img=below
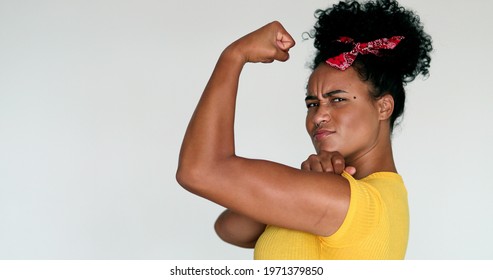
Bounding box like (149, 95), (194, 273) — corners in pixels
(1, 0), (492, 259)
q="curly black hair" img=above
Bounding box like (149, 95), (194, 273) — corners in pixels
(309, 0), (432, 130)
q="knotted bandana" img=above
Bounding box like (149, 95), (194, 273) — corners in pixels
(325, 36), (405, 70)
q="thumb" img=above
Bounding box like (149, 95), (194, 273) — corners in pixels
(276, 31), (295, 51)
(344, 166), (356, 176)
(274, 30), (295, 62)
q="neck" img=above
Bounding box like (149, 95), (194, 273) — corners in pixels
(346, 131), (397, 180)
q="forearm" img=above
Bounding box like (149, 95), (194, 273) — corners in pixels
(215, 209), (266, 248)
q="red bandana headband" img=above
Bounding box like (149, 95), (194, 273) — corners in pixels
(325, 36), (405, 70)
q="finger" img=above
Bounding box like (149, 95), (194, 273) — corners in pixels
(344, 166), (357, 176)
(320, 157), (334, 173)
(301, 157), (316, 171)
(275, 39), (294, 62)
(300, 160), (310, 171)
(276, 31), (296, 51)
(314, 152), (332, 173)
(306, 155), (323, 172)
(313, 151), (333, 173)
(273, 23), (295, 62)
(275, 50), (290, 62)
(331, 155), (345, 174)
(311, 160), (324, 172)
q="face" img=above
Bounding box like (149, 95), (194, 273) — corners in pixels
(305, 64), (389, 161)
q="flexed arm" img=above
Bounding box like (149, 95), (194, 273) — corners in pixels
(176, 22), (350, 238)
(177, 21), (294, 169)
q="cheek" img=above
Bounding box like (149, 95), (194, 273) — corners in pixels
(357, 108), (380, 134)
(338, 105), (377, 131)
(305, 112), (314, 133)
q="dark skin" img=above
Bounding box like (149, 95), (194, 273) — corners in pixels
(176, 21), (397, 248)
(215, 150), (356, 248)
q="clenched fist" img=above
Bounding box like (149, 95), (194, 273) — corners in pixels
(224, 21), (295, 64)
(301, 150), (356, 175)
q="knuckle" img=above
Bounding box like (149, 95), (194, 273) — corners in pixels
(325, 167), (334, 173)
(308, 154), (318, 160)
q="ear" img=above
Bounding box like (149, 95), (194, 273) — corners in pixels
(377, 94), (394, 121)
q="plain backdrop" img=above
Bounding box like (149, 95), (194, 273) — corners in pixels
(1, 0), (492, 259)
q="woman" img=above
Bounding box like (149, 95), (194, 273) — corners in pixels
(176, 0), (432, 259)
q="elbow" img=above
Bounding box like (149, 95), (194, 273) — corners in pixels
(175, 163), (198, 193)
(176, 160), (211, 194)
(176, 155), (234, 193)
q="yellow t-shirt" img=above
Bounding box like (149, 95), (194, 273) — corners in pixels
(254, 172), (409, 260)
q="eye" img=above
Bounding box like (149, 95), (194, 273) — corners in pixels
(306, 102), (318, 109)
(331, 97), (346, 103)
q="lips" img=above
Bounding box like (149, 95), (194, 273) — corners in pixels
(313, 129), (335, 141)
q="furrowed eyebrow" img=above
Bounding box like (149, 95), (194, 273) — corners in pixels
(305, 90), (348, 101)
(304, 95), (318, 101)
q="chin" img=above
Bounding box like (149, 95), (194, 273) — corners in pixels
(315, 144), (342, 154)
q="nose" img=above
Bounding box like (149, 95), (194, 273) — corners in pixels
(311, 106), (331, 128)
